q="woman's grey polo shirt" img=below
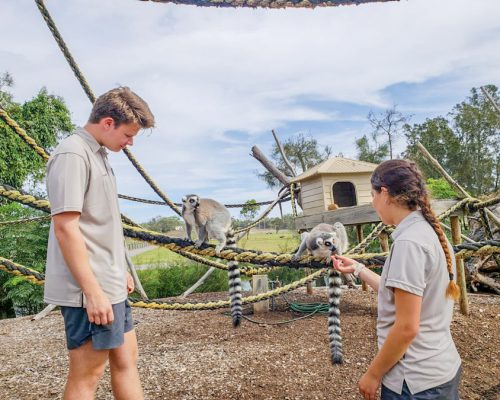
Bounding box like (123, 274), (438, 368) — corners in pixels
(44, 128), (128, 307)
(378, 211), (461, 395)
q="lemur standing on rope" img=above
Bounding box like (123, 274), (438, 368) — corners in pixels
(292, 222), (349, 364)
(181, 194), (235, 256)
(293, 222), (356, 289)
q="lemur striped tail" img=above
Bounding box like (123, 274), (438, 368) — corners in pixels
(328, 267), (343, 364)
(227, 261), (242, 327)
(226, 228), (236, 247)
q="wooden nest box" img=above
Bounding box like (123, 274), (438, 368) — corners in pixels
(290, 157), (378, 217)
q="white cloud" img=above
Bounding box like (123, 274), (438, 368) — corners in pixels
(1, 0), (499, 222)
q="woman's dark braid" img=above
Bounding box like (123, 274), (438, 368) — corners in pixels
(409, 163), (460, 300)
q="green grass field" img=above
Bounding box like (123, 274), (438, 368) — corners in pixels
(131, 230), (301, 266)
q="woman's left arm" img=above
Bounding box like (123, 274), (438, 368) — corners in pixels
(359, 289), (422, 400)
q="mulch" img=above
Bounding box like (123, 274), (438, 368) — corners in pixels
(0, 288), (498, 399)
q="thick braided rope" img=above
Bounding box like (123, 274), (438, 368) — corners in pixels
(129, 268), (325, 310)
(0, 107), (50, 161)
(120, 214), (144, 228)
(2, 186), (497, 269)
(35, 0), (182, 217)
(454, 241), (500, 258)
(163, 246), (276, 276)
(0, 215), (51, 226)
(123, 223), (390, 267)
(0, 184), (388, 267)
(0, 185), (51, 213)
(0, 253), (323, 309)
(136, 0), (399, 10)
(0, 257), (45, 285)
(469, 196), (500, 211)
(118, 193), (290, 208)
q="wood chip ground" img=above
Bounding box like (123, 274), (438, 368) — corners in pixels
(0, 289), (498, 399)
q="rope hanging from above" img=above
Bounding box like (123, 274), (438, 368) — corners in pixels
(137, 0), (399, 10)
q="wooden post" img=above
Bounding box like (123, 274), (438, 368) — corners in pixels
(356, 225), (367, 291)
(306, 268), (314, 295)
(252, 275), (269, 314)
(450, 216), (470, 315)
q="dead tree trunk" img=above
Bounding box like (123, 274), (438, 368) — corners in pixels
(251, 145), (302, 208)
(251, 145), (291, 187)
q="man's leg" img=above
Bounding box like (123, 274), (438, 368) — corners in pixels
(64, 340), (109, 400)
(109, 329), (143, 400)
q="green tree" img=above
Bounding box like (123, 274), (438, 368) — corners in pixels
(355, 132), (389, 163)
(0, 74), (73, 190)
(143, 215), (183, 233)
(258, 133), (332, 189)
(426, 178), (456, 199)
(404, 85), (499, 195)
(240, 199), (260, 222)
(0, 203), (49, 316)
(404, 117), (461, 180)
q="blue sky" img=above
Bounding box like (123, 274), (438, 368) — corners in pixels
(1, 0), (499, 223)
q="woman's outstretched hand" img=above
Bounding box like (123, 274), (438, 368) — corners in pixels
(331, 254), (357, 274)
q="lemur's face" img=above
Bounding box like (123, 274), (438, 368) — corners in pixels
(312, 233), (340, 259)
(182, 195), (199, 211)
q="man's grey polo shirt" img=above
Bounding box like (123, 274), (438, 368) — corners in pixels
(378, 211), (461, 394)
(44, 128), (128, 307)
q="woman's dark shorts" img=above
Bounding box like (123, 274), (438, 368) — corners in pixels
(381, 366), (462, 399)
(60, 300), (134, 350)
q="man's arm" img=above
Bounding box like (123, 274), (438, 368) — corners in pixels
(53, 211), (114, 325)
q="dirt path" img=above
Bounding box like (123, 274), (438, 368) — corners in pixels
(0, 289), (498, 399)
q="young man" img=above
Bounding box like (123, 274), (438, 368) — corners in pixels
(44, 87), (155, 400)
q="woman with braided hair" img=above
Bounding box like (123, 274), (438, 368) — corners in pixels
(332, 159), (462, 400)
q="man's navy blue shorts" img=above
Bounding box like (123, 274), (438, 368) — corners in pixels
(60, 300), (134, 350)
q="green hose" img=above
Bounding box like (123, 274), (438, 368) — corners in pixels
(289, 302), (329, 314)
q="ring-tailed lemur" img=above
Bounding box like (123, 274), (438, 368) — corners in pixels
(227, 261), (242, 328)
(292, 222), (347, 364)
(181, 194), (235, 256)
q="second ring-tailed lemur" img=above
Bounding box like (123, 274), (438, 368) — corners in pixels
(181, 194), (234, 256)
(292, 222), (350, 364)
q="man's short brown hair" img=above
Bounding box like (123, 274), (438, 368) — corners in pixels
(89, 87), (155, 128)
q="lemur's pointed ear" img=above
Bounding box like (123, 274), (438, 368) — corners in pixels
(333, 222), (349, 253)
(311, 238), (321, 251)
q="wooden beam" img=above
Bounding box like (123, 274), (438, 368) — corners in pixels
(450, 216), (470, 315)
(251, 145), (290, 186)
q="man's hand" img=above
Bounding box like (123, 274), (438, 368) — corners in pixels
(127, 272), (135, 294)
(85, 289), (114, 325)
(358, 369), (381, 400)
